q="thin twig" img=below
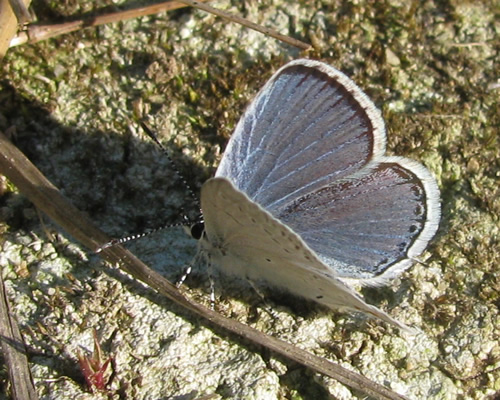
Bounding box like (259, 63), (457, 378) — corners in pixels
(177, 0), (311, 50)
(9, 0), (311, 51)
(10, 0), (208, 47)
(0, 132), (409, 400)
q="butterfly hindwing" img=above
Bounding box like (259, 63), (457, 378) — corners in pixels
(277, 157), (440, 284)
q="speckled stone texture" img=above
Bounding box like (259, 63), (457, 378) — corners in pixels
(0, 1), (498, 399)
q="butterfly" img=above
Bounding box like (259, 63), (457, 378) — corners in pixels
(194, 59), (440, 330)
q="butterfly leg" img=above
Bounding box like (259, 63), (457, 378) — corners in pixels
(176, 250), (203, 288)
(175, 264), (192, 288)
(207, 259), (217, 310)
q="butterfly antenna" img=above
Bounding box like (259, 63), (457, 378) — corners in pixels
(96, 218), (189, 253)
(96, 123), (204, 253)
(140, 121), (203, 222)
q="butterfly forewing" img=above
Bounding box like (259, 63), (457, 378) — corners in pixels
(200, 177), (331, 275)
(216, 60), (387, 213)
(200, 177), (411, 331)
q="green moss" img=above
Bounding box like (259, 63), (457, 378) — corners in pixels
(1, 0), (498, 398)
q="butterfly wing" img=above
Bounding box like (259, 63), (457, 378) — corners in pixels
(216, 59), (387, 214)
(215, 59), (440, 283)
(277, 157), (441, 284)
(200, 177), (411, 331)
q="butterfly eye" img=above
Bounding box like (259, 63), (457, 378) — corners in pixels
(190, 222), (205, 240)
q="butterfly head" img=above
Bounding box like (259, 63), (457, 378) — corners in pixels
(187, 221), (205, 240)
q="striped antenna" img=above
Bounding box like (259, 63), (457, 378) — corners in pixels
(96, 122), (203, 252)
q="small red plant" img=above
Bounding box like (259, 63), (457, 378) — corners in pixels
(77, 329), (113, 392)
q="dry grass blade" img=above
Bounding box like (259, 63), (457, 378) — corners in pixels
(0, 133), (410, 400)
(0, 273), (38, 399)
